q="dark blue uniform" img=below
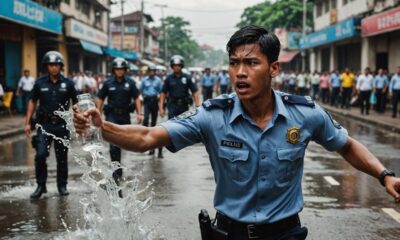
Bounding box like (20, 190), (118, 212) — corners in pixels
(162, 73), (198, 119)
(97, 76), (139, 179)
(30, 74), (78, 188)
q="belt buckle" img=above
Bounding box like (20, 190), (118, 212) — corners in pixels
(247, 224), (258, 239)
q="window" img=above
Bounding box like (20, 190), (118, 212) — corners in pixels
(330, 0), (337, 9)
(81, 1), (90, 16)
(324, 0), (330, 13)
(316, 2), (323, 17)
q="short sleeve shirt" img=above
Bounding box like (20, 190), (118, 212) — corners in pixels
(161, 90), (348, 224)
(97, 76), (139, 108)
(162, 73), (198, 98)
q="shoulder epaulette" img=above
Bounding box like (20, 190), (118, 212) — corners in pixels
(281, 95), (315, 107)
(202, 94), (234, 110)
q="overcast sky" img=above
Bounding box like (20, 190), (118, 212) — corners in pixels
(110, 0), (265, 50)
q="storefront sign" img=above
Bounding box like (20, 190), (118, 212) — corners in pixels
(0, 0), (62, 34)
(362, 6), (400, 37)
(102, 47), (138, 60)
(288, 32), (302, 50)
(300, 17), (359, 49)
(65, 18), (108, 46)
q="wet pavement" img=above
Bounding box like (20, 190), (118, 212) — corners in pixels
(0, 114), (400, 239)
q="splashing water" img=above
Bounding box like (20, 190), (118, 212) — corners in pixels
(39, 107), (155, 240)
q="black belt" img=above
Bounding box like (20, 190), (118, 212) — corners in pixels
(38, 114), (64, 125)
(216, 213), (300, 239)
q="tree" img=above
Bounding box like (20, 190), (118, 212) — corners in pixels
(157, 16), (203, 66)
(236, 0), (313, 32)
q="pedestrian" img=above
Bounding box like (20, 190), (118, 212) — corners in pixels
(140, 65), (162, 156)
(319, 71), (330, 103)
(288, 70), (297, 94)
(373, 68), (389, 113)
(73, 25), (400, 240)
(296, 71), (306, 96)
(356, 67), (374, 115)
(25, 51), (78, 199)
(218, 70), (230, 94)
(200, 67), (215, 101)
(158, 55), (200, 158)
(97, 57), (142, 184)
(311, 70), (320, 100)
(330, 70), (341, 107)
(304, 70), (312, 96)
(341, 68), (355, 109)
(16, 69), (35, 114)
(389, 66), (400, 118)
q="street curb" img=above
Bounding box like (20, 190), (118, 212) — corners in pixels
(322, 104), (400, 134)
(0, 128), (25, 139)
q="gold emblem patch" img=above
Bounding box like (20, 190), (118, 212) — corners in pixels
(286, 127), (300, 144)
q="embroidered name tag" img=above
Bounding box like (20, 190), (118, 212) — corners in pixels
(221, 140), (243, 149)
(40, 88), (49, 91)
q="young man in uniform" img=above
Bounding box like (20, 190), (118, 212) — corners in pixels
(200, 67), (215, 101)
(25, 51), (78, 199)
(96, 57), (142, 182)
(73, 26), (400, 239)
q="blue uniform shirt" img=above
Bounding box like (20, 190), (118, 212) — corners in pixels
(161, 90), (348, 224)
(97, 76), (139, 108)
(140, 76), (162, 97)
(162, 73), (198, 98)
(390, 74), (400, 92)
(30, 74), (78, 114)
(219, 73), (230, 86)
(201, 74), (215, 87)
(373, 75), (389, 89)
(330, 73), (341, 88)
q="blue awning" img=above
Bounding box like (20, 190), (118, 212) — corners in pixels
(102, 47), (138, 60)
(80, 40), (103, 55)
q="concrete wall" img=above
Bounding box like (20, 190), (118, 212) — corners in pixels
(388, 32), (400, 73)
(22, 27), (37, 78)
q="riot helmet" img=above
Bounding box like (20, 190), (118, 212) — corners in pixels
(112, 57), (129, 69)
(42, 51), (64, 66)
(170, 55), (184, 67)
(148, 64), (157, 72)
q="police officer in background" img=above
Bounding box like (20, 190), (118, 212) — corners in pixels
(158, 55), (200, 158)
(25, 51), (78, 199)
(218, 70), (230, 94)
(200, 67), (215, 101)
(140, 65), (162, 155)
(97, 57), (142, 182)
(74, 26), (400, 239)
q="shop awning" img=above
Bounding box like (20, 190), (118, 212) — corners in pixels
(102, 47), (138, 60)
(129, 62), (139, 71)
(278, 50), (299, 63)
(140, 59), (156, 66)
(80, 40), (103, 55)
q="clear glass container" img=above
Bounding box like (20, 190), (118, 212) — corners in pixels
(77, 93), (102, 150)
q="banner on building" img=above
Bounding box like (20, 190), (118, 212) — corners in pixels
(65, 18), (108, 46)
(362, 6), (400, 37)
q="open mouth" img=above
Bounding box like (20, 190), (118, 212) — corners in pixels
(236, 82), (250, 89)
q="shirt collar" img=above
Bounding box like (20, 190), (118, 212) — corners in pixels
(113, 75), (126, 83)
(229, 90), (291, 124)
(47, 74), (64, 83)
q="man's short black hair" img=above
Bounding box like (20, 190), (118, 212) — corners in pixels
(226, 25), (281, 64)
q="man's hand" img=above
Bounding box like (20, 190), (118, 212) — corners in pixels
(160, 107), (165, 118)
(384, 176), (400, 203)
(72, 105), (103, 135)
(24, 124), (31, 137)
(137, 114), (142, 124)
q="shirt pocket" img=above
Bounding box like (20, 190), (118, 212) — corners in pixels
(218, 148), (250, 182)
(277, 147), (305, 184)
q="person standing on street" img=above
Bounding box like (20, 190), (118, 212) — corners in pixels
(373, 68), (389, 113)
(25, 51), (78, 199)
(218, 70), (230, 94)
(97, 57), (142, 182)
(330, 70), (341, 107)
(389, 66), (400, 118)
(140, 65), (162, 156)
(158, 55), (200, 158)
(311, 70), (320, 100)
(341, 68), (355, 109)
(356, 67), (374, 115)
(74, 25), (400, 240)
(200, 67), (215, 101)
(16, 69), (35, 114)
(319, 71), (330, 104)
(296, 71), (306, 96)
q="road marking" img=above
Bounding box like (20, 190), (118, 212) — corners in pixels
(324, 176), (340, 186)
(382, 208), (400, 223)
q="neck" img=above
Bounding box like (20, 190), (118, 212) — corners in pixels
(174, 72), (182, 77)
(116, 76), (124, 82)
(49, 74), (58, 82)
(241, 89), (275, 129)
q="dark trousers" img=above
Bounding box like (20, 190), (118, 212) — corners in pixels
(392, 90), (400, 117)
(220, 85), (228, 94)
(289, 84), (295, 94)
(341, 87), (352, 109)
(34, 124), (69, 187)
(312, 84), (319, 100)
(298, 87), (306, 96)
(21, 90), (30, 114)
(167, 103), (188, 119)
(330, 87), (340, 107)
(375, 88), (386, 113)
(320, 88), (329, 103)
(106, 113), (130, 180)
(203, 86), (213, 101)
(142, 96), (159, 127)
(359, 90), (371, 114)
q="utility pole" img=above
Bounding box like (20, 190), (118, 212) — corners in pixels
(302, 0), (306, 71)
(120, 0), (125, 50)
(154, 4), (168, 65)
(140, 0), (145, 56)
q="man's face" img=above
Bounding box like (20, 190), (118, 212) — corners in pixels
(24, 71), (30, 77)
(114, 68), (126, 78)
(148, 69), (155, 77)
(172, 64), (182, 74)
(47, 64), (61, 76)
(364, 69), (369, 75)
(228, 43), (279, 101)
(378, 69), (383, 75)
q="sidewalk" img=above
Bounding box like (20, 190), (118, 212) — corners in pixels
(320, 102), (400, 133)
(0, 114), (25, 139)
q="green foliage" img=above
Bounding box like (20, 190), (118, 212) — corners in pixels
(236, 0), (313, 31)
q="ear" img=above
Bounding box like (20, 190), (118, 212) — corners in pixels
(269, 61), (280, 78)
